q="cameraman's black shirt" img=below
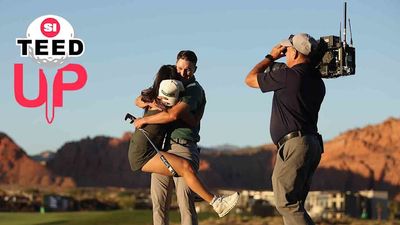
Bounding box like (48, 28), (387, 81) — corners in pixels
(257, 63), (325, 144)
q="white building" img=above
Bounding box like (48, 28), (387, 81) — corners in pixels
(236, 189), (389, 220)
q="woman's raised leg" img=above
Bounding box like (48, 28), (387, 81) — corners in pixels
(142, 151), (214, 202)
(141, 151), (240, 218)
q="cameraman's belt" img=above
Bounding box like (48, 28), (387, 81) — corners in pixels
(171, 138), (195, 146)
(277, 131), (314, 149)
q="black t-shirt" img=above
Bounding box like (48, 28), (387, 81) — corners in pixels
(257, 63), (325, 144)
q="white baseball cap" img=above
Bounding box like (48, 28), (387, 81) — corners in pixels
(158, 79), (184, 107)
(280, 33), (318, 56)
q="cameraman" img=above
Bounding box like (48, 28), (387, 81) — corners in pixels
(245, 33), (325, 225)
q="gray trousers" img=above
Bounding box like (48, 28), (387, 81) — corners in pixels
(151, 142), (200, 225)
(272, 135), (322, 225)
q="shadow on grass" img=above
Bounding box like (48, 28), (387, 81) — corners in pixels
(33, 220), (68, 225)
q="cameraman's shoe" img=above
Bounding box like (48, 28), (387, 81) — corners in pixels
(210, 192), (240, 217)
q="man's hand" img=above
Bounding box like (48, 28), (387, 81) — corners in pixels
(270, 44), (286, 60)
(134, 117), (147, 129)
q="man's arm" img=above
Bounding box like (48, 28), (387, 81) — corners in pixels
(245, 58), (273, 88)
(134, 101), (197, 128)
(245, 44), (286, 88)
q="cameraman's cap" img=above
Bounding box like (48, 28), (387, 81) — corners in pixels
(158, 79), (184, 107)
(280, 33), (318, 56)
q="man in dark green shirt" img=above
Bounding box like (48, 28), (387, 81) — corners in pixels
(134, 50), (206, 225)
(169, 77), (205, 143)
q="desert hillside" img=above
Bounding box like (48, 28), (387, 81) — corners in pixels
(1, 117), (399, 199)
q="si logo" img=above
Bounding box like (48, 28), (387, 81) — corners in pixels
(15, 15), (87, 124)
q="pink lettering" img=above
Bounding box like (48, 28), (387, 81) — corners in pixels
(13, 63), (88, 124)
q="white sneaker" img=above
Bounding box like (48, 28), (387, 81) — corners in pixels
(210, 192), (240, 217)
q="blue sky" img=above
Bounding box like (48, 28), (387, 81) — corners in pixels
(0, 0), (399, 155)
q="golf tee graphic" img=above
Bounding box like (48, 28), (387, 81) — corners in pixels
(15, 15), (87, 124)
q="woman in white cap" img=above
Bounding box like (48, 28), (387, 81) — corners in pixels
(129, 65), (184, 172)
(128, 65), (239, 218)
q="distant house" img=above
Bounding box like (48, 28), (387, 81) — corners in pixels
(0, 194), (5, 211)
(237, 190), (276, 217)
(358, 190), (389, 220)
(78, 198), (119, 211)
(236, 189), (389, 220)
(133, 193), (152, 210)
(305, 190), (389, 220)
(43, 195), (77, 212)
(1, 195), (38, 212)
(239, 190), (275, 207)
(306, 191), (347, 220)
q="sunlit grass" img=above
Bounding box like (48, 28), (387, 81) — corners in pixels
(0, 209), (216, 225)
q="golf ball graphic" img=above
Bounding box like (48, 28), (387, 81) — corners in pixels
(26, 15), (74, 66)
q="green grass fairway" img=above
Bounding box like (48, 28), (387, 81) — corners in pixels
(0, 210), (216, 225)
